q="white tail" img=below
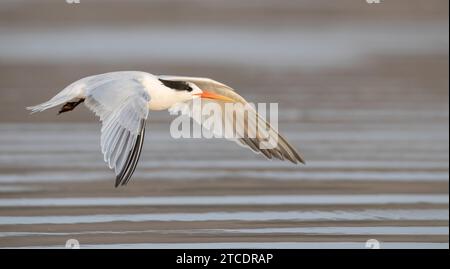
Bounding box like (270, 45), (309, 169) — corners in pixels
(26, 80), (85, 113)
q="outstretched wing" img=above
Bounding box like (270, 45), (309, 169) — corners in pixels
(169, 76), (304, 164)
(83, 73), (151, 187)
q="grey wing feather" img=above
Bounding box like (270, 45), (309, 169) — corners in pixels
(83, 74), (150, 187)
(170, 77), (304, 164)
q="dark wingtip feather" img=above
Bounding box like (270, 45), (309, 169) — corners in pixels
(114, 176), (121, 188)
(298, 156), (306, 165)
(114, 120), (146, 187)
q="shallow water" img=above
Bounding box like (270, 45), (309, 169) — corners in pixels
(0, 209), (448, 225)
(0, 195), (448, 207)
(0, 23), (447, 69)
(14, 242), (449, 250)
(0, 0), (448, 249)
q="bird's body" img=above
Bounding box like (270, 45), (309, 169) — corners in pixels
(28, 71), (304, 187)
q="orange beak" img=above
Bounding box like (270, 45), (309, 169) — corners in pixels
(195, 91), (235, 102)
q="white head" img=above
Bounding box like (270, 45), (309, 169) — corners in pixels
(148, 76), (234, 111)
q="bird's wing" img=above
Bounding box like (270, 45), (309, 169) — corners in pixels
(83, 75), (151, 187)
(159, 75), (235, 92)
(170, 78), (304, 164)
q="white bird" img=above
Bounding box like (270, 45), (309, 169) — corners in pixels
(27, 71), (304, 187)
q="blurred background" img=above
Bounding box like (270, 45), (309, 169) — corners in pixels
(0, 0), (448, 248)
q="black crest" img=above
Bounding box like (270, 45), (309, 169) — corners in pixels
(159, 79), (193, 92)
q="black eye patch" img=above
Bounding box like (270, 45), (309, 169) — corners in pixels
(159, 79), (193, 92)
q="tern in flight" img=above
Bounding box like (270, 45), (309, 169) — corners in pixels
(28, 71), (304, 187)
